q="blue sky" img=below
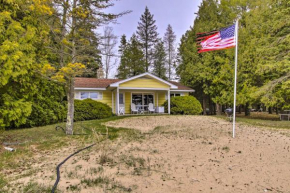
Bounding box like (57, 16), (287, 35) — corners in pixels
(103, 0), (202, 77)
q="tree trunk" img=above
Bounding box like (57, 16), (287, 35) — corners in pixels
(202, 94), (207, 115)
(216, 104), (222, 115)
(276, 106), (279, 115)
(268, 107), (272, 114)
(245, 102), (250, 116)
(238, 105), (242, 114)
(60, 0), (69, 67)
(208, 96), (213, 115)
(213, 103), (216, 115)
(66, 79), (74, 135)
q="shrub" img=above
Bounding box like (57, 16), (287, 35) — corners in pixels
(163, 96), (202, 115)
(74, 99), (112, 121)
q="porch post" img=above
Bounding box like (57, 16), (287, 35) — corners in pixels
(112, 91), (114, 113)
(168, 90), (171, 114)
(117, 88), (119, 115)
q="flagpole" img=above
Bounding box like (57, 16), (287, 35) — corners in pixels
(233, 19), (239, 138)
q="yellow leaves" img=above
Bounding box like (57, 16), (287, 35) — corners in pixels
(73, 7), (89, 19)
(60, 63), (86, 77)
(51, 73), (65, 83)
(41, 64), (55, 76)
(30, 0), (53, 15)
(49, 63), (86, 83)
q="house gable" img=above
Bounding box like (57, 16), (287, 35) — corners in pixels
(110, 73), (178, 89)
(119, 76), (170, 89)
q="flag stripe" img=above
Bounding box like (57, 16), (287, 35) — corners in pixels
(197, 24), (236, 53)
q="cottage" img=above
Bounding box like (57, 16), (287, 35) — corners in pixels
(74, 72), (194, 115)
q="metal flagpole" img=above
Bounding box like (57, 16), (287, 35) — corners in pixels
(233, 19), (239, 138)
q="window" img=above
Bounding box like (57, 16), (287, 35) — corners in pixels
(132, 93), (154, 110)
(80, 92), (102, 100)
(119, 93), (124, 105)
(170, 93), (182, 98)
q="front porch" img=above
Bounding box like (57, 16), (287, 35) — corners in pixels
(113, 89), (171, 115)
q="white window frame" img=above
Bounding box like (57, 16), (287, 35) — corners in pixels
(80, 91), (103, 100)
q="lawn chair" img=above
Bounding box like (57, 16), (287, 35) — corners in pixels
(131, 103), (138, 114)
(148, 103), (155, 114)
(119, 104), (125, 115)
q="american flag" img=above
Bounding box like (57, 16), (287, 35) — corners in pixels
(197, 24), (236, 53)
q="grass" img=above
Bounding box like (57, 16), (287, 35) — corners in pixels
(0, 116), (140, 192)
(216, 112), (290, 129)
(81, 176), (132, 192)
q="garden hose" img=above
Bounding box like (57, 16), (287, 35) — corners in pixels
(55, 126), (66, 133)
(51, 143), (96, 193)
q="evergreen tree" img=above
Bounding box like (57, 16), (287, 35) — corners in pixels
(0, 0), (55, 129)
(164, 24), (177, 80)
(177, 0), (290, 115)
(136, 6), (159, 72)
(118, 34), (127, 55)
(117, 34), (145, 79)
(152, 40), (167, 80)
(42, 0), (129, 134)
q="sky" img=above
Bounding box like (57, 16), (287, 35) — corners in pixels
(102, 0), (203, 78)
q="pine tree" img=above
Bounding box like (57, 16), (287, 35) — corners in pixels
(136, 6), (159, 72)
(152, 40), (167, 80)
(164, 24), (176, 80)
(118, 34), (127, 55)
(117, 34), (145, 78)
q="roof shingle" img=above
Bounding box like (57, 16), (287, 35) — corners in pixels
(74, 78), (120, 88)
(168, 81), (194, 91)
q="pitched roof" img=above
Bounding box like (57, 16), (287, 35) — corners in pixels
(74, 77), (194, 91)
(168, 81), (194, 91)
(74, 77), (120, 88)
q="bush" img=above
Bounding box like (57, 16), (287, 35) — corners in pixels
(74, 99), (112, 121)
(163, 96), (202, 115)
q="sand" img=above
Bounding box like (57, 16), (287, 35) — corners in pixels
(4, 116), (290, 193)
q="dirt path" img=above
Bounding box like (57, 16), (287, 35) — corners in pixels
(5, 116), (290, 193)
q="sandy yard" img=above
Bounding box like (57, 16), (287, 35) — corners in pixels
(4, 116), (290, 193)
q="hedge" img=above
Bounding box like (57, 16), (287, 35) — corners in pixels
(74, 99), (112, 121)
(163, 96), (202, 115)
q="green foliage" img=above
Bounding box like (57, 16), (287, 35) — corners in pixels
(24, 79), (66, 128)
(0, 0), (52, 130)
(163, 96), (203, 115)
(74, 99), (112, 121)
(136, 6), (159, 71)
(152, 40), (167, 79)
(177, 0), (290, 111)
(117, 34), (145, 79)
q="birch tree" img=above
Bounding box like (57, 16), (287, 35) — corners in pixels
(164, 24), (176, 80)
(101, 26), (117, 79)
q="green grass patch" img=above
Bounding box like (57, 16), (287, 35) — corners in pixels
(0, 116), (140, 173)
(215, 113), (290, 129)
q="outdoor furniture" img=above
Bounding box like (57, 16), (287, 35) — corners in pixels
(148, 103), (155, 113)
(279, 110), (290, 121)
(155, 106), (164, 113)
(131, 103), (138, 114)
(119, 104), (125, 115)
